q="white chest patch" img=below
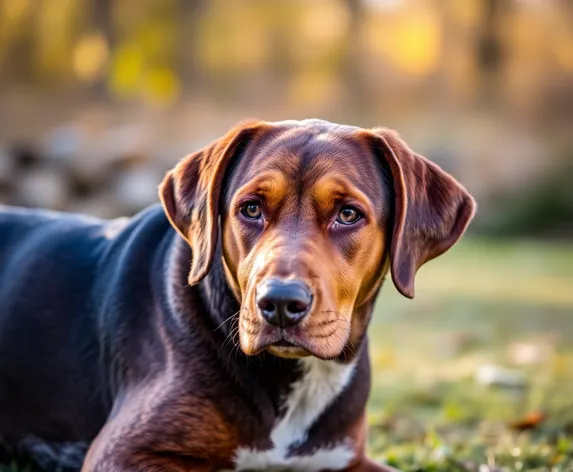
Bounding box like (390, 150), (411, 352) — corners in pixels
(233, 357), (357, 471)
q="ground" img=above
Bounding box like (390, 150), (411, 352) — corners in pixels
(366, 238), (573, 471)
(2, 238), (573, 471)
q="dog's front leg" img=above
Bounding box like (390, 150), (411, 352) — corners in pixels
(82, 388), (237, 472)
(83, 424), (218, 472)
(82, 450), (214, 472)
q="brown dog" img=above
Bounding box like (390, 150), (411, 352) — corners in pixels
(0, 119), (474, 471)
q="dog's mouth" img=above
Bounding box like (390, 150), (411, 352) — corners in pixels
(272, 339), (296, 348)
(266, 341), (310, 358)
(264, 334), (312, 358)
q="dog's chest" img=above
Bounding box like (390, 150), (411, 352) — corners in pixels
(233, 358), (356, 471)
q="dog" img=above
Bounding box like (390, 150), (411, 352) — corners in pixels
(0, 119), (475, 471)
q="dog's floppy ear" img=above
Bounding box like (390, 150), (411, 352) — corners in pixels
(361, 128), (476, 299)
(159, 120), (266, 285)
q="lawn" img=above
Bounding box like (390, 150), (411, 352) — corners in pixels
(366, 238), (573, 471)
(3, 238), (573, 471)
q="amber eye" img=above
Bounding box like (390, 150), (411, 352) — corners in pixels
(241, 202), (262, 220)
(337, 206), (361, 225)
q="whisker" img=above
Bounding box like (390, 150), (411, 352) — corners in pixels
(222, 324), (240, 349)
(314, 312), (357, 360)
(213, 307), (249, 332)
(319, 310), (354, 328)
(227, 327), (243, 364)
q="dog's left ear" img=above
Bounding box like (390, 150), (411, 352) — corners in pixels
(361, 128), (477, 299)
(159, 120), (266, 285)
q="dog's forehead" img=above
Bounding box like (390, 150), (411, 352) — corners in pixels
(268, 118), (361, 132)
(228, 122), (383, 195)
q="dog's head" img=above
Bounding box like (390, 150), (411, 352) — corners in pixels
(159, 120), (475, 360)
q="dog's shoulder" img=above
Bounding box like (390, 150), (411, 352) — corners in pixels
(0, 203), (169, 251)
(0, 204), (171, 298)
(0, 206), (104, 279)
(0, 204), (105, 247)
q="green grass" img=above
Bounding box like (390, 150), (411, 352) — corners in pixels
(366, 238), (573, 471)
(5, 238), (573, 471)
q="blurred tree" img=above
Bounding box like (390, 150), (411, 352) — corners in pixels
(88, 0), (114, 98)
(176, 0), (206, 89)
(342, 0), (369, 116)
(0, 0), (35, 84)
(476, 0), (511, 106)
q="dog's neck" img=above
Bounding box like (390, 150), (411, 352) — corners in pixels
(167, 235), (237, 334)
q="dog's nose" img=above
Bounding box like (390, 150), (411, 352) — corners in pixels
(256, 279), (312, 328)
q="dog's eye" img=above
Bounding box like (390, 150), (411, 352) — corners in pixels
(241, 202), (262, 220)
(337, 206), (361, 225)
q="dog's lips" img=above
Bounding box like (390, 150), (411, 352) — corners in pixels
(254, 329), (297, 349)
(266, 335), (311, 358)
(266, 344), (311, 359)
(258, 328), (321, 359)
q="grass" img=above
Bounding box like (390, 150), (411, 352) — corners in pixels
(366, 238), (573, 471)
(4, 237), (573, 471)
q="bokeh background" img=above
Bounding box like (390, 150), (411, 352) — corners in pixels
(1, 0), (573, 470)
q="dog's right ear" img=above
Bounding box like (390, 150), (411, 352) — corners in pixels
(159, 120), (266, 286)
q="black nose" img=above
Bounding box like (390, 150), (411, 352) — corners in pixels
(256, 279), (313, 328)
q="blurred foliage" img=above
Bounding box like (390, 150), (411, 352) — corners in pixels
(1, 0), (573, 235)
(1, 0), (573, 114)
(476, 163), (573, 238)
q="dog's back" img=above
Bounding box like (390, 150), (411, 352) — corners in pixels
(0, 207), (110, 446)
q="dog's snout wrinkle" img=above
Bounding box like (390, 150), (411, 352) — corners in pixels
(256, 278), (313, 328)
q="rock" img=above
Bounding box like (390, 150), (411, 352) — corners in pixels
(67, 194), (122, 219)
(479, 465), (503, 472)
(17, 168), (69, 210)
(10, 143), (42, 170)
(42, 125), (83, 164)
(507, 341), (551, 366)
(102, 124), (150, 164)
(475, 364), (527, 389)
(0, 147), (13, 190)
(0, 158), (14, 204)
(111, 166), (161, 214)
(0, 189), (12, 205)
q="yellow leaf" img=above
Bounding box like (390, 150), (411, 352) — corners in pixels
(73, 33), (109, 82)
(143, 67), (180, 105)
(109, 44), (144, 98)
